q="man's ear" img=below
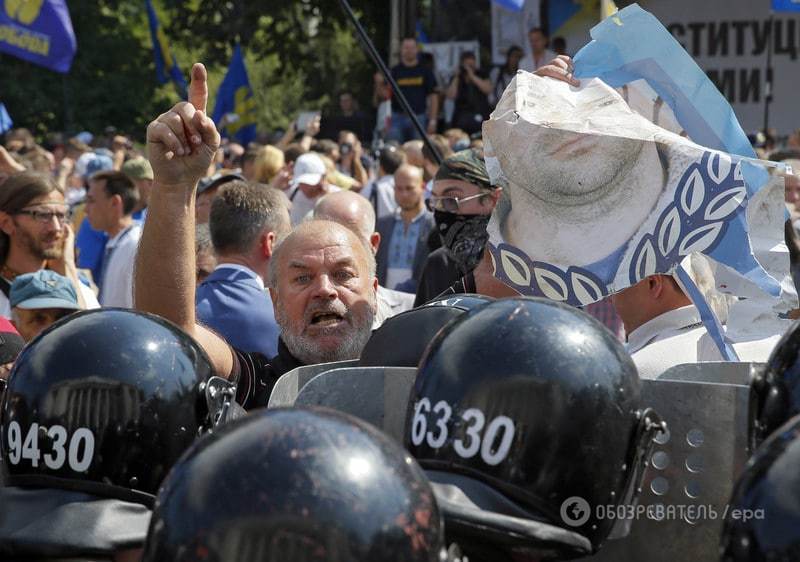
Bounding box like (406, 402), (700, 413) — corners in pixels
(489, 187), (503, 205)
(648, 275), (667, 299)
(0, 211), (15, 237)
(112, 194), (124, 214)
(262, 231), (276, 259)
(370, 232), (380, 254)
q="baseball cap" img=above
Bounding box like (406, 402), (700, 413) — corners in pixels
(434, 149), (492, 191)
(291, 152), (326, 187)
(0, 317), (24, 365)
(122, 157), (154, 181)
(197, 172), (246, 196)
(10, 270), (81, 311)
(75, 152), (114, 180)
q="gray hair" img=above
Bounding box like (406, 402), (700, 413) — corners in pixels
(268, 219), (376, 292)
(209, 181), (290, 256)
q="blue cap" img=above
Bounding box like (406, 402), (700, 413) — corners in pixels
(10, 270), (81, 311)
(84, 153), (114, 179)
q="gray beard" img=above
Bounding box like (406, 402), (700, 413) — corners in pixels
(276, 303), (374, 365)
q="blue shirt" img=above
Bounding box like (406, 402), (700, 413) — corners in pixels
(385, 209), (426, 291)
(196, 265), (279, 358)
(75, 218), (107, 288)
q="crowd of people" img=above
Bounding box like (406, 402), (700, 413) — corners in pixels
(0, 29), (800, 562)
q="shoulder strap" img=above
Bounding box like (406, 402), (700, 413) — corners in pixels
(0, 276), (11, 298)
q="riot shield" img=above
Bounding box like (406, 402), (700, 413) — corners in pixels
(656, 361), (760, 386)
(267, 359), (358, 407)
(293, 366), (417, 441)
(579, 376), (749, 562)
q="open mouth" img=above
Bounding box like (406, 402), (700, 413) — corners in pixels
(310, 311), (345, 327)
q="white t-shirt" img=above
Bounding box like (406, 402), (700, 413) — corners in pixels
(100, 224), (142, 308)
(0, 280), (99, 319)
(519, 49), (557, 72)
(628, 305), (780, 380)
(289, 185), (341, 226)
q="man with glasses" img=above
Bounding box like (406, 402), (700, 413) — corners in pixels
(414, 149), (502, 306)
(0, 172), (97, 318)
(375, 164), (434, 293)
(85, 170), (141, 307)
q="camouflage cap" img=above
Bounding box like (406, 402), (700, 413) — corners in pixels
(433, 148), (492, 191)
(121, 157), (154, 181)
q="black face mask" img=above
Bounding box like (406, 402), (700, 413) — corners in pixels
(434, 210), (491, 273)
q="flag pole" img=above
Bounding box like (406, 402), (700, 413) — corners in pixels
(337, 0), (443, 164)
(763, 6), (774, 134)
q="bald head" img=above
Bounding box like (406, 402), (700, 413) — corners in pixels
(395, 164), (423, 184)
(394, 164), (425, 213)
(403, 140), (425, 168)
(313, 191), (376, 243)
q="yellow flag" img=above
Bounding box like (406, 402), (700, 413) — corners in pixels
(601, 0), (618, 19)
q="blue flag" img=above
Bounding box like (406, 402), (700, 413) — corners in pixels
(492, 0), (525, 12)
(0, 102), (11, 133)
(773, 0), (800, 12)
(211, 44), (257, 146)
(145, 0), (187, 96)
(574, 4), (754, 159)
(0, 0), (76, 73)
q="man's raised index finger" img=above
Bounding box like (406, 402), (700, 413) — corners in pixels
(189, 63), (208, 113)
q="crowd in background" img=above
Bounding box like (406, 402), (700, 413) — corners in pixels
(0, 29), (799, 351)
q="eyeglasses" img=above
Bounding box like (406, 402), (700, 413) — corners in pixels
(426, 192), (486, 213)
(15, 208), (70, 225)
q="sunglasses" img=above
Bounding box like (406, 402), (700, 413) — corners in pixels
(425, 192), (486, 213)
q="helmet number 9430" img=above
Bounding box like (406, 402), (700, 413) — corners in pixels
(411, 399), (515, 466)
(6, 421), (95, 472)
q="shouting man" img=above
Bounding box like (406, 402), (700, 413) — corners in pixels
(136, 64), (378, 409)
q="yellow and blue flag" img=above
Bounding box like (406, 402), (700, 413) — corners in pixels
(0, 0), (76, 73)
(145, 0), (187, 96)
(211, 44), (257, 146)
(773, 0), (800, 12)
(0, 102), (12, 134)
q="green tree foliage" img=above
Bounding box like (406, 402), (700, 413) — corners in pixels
(0, 0), (389, 140)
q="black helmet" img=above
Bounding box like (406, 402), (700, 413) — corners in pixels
(0, 308), (235, 506)
(405, 297), (663, 559)
(143, 407), (448, 562)
(749, 322), (800, 451)
(359, 294), (492, 367)
(720, 414), (800, 561)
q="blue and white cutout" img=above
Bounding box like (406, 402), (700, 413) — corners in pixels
(489, 148), (779, 308)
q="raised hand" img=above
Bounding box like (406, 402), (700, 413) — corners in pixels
(534, 55), (580, 87)
(146, 63), (221, 187)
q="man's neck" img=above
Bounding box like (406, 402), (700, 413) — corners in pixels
(107, 216), (134, 238)
(216, 254), (267, 283)
(401, 58), (418, 68)
(400, 204), (423, 225)
(3, 245), (47, 277)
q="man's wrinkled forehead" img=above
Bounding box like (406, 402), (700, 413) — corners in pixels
(280, 227), (368, 269)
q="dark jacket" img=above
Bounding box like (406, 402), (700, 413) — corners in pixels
(375, 211), (435, 291)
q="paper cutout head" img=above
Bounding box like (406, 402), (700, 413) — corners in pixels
(483, 72), (781, 307)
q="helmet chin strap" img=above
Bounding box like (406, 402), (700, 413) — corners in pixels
(608, 408), (667, 540)
(202, 376), (245, 431)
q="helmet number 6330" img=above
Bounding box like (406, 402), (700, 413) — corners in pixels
(410, 398), (515, 466)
